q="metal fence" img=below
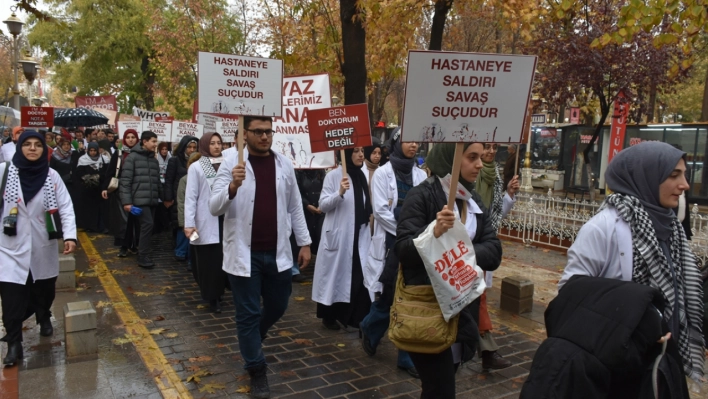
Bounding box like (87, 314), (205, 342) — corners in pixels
(498, 189), (708, 265)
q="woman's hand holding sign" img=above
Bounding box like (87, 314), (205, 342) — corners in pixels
(434, 205), (456, 238)
(339, 176), (350, 197)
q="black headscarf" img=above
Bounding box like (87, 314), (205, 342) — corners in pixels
(175, 135), (199, 163)
(364, 137), (382, 164)
(387, 127), (416, 185)
(12, 130), (49, 203)
(344, 148), (373, 227)
(426, 143), (475, 192)
(605, 141), (686, 242)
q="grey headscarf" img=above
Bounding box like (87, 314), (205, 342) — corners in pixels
(604, 142), (686, 241)
(387, 127), (416, 185)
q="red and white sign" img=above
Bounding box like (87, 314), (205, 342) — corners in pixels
(216, 121), (239, 143)
(141, 121), (171, 142)
(608, 90), (629, 164)
(75, 95), (118, 111)
(273, 74), (335, 169)
(21, 106), (54, 129)
(117, 121), (142, 136)
(197, 51), (284, 116)
(155, 115), (175, 123)
(401, 50), (537, 143)
(306, 104), (372, 153)
(570, 107), (581, 124)
(172, 121), (203, 142)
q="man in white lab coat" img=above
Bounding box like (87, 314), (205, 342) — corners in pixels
(209, 115), (311, 399)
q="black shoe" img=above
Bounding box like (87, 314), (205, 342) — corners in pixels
(39, 319), (53, 337)
(292, 274), (309, 283)
(128, 247), (138, 255)
(359, 329), (376, 356)
(398, 365), (420, 379)
(209, 299), (222, 314)
(137, 257), (155, 269)
(3, 341), (23, 366)
(186, 263), (192, 272)
(481, 350), (513, 370)
(117, 248), (128, 257)
(247, 364), (270, 398)
(174, 255), (187, 262)
(322, 319), (340, 331)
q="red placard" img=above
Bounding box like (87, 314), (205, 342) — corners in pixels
(306, 104), (372, 153)
(75, 95), (118, 111)
(21, 106), (54, 129)
(155, 116), (175, 123)
(608, 90), (629, 164)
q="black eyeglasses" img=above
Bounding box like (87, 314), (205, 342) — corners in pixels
(246, 128), (274, 137)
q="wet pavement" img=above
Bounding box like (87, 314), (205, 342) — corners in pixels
(2, 231), (706, 398)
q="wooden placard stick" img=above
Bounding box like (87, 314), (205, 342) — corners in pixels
(340, 149), (347, 175)
(237, 116), (245, 165)
(447, 142), (465, 210)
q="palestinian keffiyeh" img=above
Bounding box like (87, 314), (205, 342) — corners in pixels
(3, 164), (62, 239)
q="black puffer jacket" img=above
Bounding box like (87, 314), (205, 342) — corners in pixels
(119, 144), (163, 207)
(164, 136), (198, 202)
(395, 176), (502, 359)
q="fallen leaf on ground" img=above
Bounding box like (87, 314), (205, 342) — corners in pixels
(166, 358), (182, 365)
(236, 374), (249, 381)
(95, 301), (111, 308)
(165, 271), (179, 274)
(336, 343), (345, 347)
(112, 334), (142, 345)
(198, 335), (210, 340)
(294, 338), (313, 346)
(111, 269), (131, 275)
(196, 304), (207, 309)
(477, 374), (487, 380)
(133, 292), (156, 297)
(154, 315), (165, 321)
(149, 328), (167, 335)
(542, 249), (550, 253)
(216, 343), (227, 348)
(293, 296), (305, 301)
(79, 271), (98, 278)
(186, 365), (201, 372)
(96, 290), (104, 293)
(199, 383), (225, 394)
(234, 385), (251, 393)
(165, 333), (179, 339)
(185, 369), (211, 383)
(278, 331), (294, 337)
(188, 355), (213, 363)
(280, 370), (296, 378)
(299, 281), (312, 286)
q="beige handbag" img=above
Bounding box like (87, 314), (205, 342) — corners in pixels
(106, 152), (121, 193)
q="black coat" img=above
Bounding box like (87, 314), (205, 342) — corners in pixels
(164, 136), (198, 202)
(119, 145), (163, 207)
(395, 176), (502, 360)
(520, 275), (689, 399)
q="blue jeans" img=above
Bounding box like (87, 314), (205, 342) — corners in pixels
(360, 299), (414, 369)
(175, 230), (189, 258)
(229, 251), (292, 369)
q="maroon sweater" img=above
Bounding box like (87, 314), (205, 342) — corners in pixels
(249, 152), (277, 251)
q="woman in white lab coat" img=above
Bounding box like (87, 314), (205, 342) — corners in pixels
(184, 132), (227, 313)
(0, 130), (77, 366)
(312, 147), (372, 330)
(560, 142), (704, 382)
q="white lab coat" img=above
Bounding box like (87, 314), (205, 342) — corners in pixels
(0, 166), (77, 284)
(184, 161), (220, 245)
(0, 142), (16, 163)
(312, 167), (372, 306)
(364, 163), (427, 295)
(558, 207), (633, 290)
(208, 148), (311, 277)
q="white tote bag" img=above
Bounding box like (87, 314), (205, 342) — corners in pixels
(413, 205), (486, 322)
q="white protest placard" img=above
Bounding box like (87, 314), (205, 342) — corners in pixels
(142, 121), (171, 142)
(172, 122), (204, 142)
(273, 74), (334, 169)
(402, 50), (537, 143)
(197, 51), (283, 117)
(216, 121), (239, 143)
(198, 113), (238, 133)
(133, 107), (171, 121)
(117, 121), (142, 136)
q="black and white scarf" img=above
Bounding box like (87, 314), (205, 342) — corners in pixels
(489, 165), (504, 230)
(198, 156), (217, 190)
(602, 193), (704, 380)
(4, 164), (62, 239)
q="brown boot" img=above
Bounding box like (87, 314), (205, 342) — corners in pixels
(481, 350), (512, 370)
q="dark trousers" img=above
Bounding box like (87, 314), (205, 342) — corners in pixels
(0, 272), (57, 343)
(408, 348), (456, 399)
(193, 243), (226, 301)
(120, 213), (140, 250)
(228, 251), (292, 369)
(137, 206), (156, 258)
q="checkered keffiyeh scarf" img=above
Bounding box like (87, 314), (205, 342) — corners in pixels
(602, 193), (705, 380)
(198, 156), (217, 190)
(489, 165), (504, 230)
(4, 164), (61, 239)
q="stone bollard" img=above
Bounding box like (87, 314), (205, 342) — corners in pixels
(64, 301), (98, 357)
(56, 254), (76, 290)
(500, 276), (534, 314)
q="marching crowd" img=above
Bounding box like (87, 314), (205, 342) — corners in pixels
(0, 117), (705, 399)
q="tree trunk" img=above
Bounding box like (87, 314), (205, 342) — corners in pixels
(647, 82), (657, 123)
(495, 27), (502, 54)
(582, 90), (611, 202)
(139, 53), (155, 111)
(702, 66), (708, 121)
(340, 0), (367, 105)
(429, 0), (453, 51)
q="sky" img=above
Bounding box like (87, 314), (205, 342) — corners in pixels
(0, 0), (48, 37)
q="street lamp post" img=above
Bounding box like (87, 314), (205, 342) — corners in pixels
(20, 56), (38, 107)
(3, 10), (24, 111)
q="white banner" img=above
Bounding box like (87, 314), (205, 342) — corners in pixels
(197, 51), (283, 116)
(402, 50), (536, 143)
(216, 121), (239, 143)
(197, 113), (238, 133)
(117, 121), (142, 136)
(172, 121), (204, 142)
(272, 74), (335, 169)
(141, 121), (171, 142)
(133, 107), (171, 121)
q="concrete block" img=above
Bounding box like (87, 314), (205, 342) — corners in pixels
(59, 254), (75, 272)
(65, 329), (98, 357)
(500, 276), (534, 314)
(64, 301), (97, 333)
(56, 270), (75, 290)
